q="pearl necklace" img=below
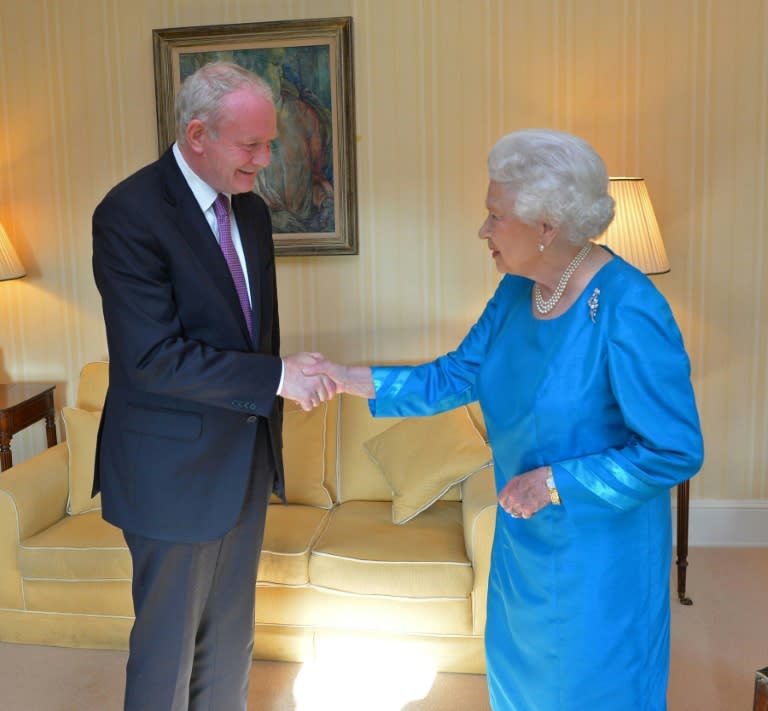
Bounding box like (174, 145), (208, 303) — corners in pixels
(533, 242), (593, 315)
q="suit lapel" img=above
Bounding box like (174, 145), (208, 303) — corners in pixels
(158, 150), (254, 347)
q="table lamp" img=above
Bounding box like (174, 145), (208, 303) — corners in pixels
(0, 222), (25, 281)
(594, 177), (670, 275)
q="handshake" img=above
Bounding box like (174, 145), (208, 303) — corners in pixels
(280, 352), (374, 411)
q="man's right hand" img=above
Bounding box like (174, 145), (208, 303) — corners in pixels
(302, 358), (375, 399)
(280, 352), (337, 411)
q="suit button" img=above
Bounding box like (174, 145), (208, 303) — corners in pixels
(246, 416), (259, 424)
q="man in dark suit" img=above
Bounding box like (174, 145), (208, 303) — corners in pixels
(92, 62), (333, 710)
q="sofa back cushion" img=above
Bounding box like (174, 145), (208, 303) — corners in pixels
(277, 398), (338, 507)
(336, 395), (398, 502)
(76, 362), (109, 411)
(65, 362), (107, 514)
(466, 401), (487, 440)
(61, 406), (102, 514)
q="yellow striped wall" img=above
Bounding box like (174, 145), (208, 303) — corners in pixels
(0, 0), (766, 500)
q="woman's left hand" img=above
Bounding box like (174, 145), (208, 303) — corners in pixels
(498, 466), (553, 519)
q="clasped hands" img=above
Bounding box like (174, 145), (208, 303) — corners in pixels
(281, 353), (364, 411)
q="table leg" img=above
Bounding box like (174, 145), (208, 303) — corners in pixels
(676, 479), (692, 605)
(0, 434), (12, 471)
(45, 412), (58, 447)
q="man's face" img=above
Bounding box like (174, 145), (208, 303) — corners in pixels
(195, 88), (278, 194)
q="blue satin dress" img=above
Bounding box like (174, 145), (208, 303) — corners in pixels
(369, 255), (703, 711)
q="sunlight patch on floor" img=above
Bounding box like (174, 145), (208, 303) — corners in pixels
(293, 638), (437, 711)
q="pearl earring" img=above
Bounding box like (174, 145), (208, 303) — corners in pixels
(539, 243), (545, 253)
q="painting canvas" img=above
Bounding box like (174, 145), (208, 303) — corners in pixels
(153, 17), (358, 255)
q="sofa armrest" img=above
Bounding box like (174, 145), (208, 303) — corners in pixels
(461, 465), (497, 635)
(0, 443), (69, 608)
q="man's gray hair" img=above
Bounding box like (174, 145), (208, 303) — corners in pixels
(175, 62), (274, 144)
(488, 129), (615, 245)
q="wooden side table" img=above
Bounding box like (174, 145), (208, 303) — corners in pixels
(0, 383), (57, 471)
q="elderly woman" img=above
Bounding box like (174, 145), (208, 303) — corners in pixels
(308, 129), (703, 710)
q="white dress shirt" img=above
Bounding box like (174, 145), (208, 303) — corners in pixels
(172, 143), (252, 307)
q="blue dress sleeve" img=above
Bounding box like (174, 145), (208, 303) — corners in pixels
(369, 278), (508, 417)
(555, 279), (704, 511)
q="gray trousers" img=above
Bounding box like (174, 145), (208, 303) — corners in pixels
(122, 466), (273, 711)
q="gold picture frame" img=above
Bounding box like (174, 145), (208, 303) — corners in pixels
(153, 17), (358, 256)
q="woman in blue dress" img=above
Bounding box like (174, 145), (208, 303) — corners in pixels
(306, 129), (704, 710)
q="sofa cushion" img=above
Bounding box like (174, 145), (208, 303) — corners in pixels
(19, 505), (331, 588)
(466, 401), (487, 440)
(280, 404), (333, 508)
(18, 511), (130, 580)
(23, 579), (133, 616)
(258, 504), (331, 585)
(76, 361), (109, 411)
(363, 407), (491, 524)
(336, 396), (406, 502)
(61, 407), (102, 515)
(309, 500), (473, 598)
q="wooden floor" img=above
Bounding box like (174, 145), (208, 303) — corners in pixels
(0, 546), (765, 710)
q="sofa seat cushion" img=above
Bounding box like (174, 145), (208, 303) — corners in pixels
(309, 501), (472, 598)
(18, 511), (131, 580)
(259, 504), (331, 586)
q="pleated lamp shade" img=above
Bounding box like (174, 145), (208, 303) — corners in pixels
(595, 178), (670, 275)
(0, 222), (26, 281)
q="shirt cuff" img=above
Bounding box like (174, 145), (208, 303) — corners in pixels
(276, 359), (285, 396)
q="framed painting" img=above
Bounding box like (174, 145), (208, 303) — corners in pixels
(153, 17), (358, 256)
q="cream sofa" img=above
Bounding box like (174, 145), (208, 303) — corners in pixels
(0, 362), (497, 672)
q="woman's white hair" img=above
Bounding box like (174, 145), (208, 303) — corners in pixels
(175, 62), (274, 144)
(488, 129), (615, 245)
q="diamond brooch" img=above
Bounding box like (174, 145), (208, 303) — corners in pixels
(587, 288), (600, 323)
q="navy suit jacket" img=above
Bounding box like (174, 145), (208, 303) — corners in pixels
(92, 148), (284, 543)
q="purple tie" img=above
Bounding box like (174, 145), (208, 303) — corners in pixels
(212, 194), (253, 337)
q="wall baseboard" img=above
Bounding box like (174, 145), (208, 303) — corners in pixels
(672, 499), (768, 547)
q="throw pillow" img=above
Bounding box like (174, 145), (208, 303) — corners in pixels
(61, 407), (102, 515)
(280, 403), (333, 508)
(363, 406), (491, 524)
